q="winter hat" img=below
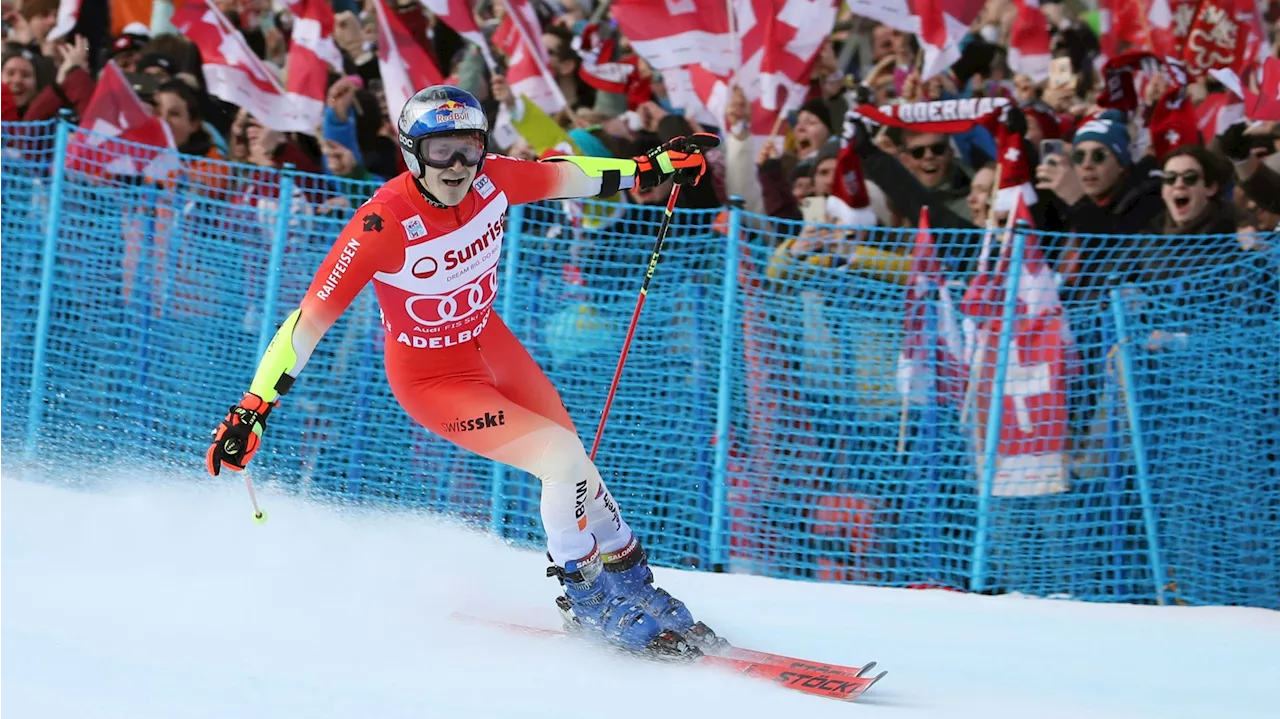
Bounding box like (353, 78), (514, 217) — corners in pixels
(1072, 109), (1131, 167)
(798, 97), (835, 136)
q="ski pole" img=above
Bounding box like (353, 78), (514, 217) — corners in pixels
(244, 472), (268, 524)
(588, 182), (682, 461)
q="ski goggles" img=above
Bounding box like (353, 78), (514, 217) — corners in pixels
(417, 131), (486, 169)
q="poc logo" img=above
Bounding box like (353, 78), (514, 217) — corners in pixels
(398, 134), (414, 150)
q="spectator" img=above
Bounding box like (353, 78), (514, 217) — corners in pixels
(1, 41), (52, 118)
(4, 35), (94, 122)
(1035, 110), (1163, 236)
(893, 128), (972, 222)
(107, 23), (152, 73)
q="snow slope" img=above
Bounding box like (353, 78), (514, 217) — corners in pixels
(3, 474), (1277, 719)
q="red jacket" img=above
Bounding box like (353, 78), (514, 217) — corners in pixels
(2, 84), (17, 122)
(24, 67), (95, 121)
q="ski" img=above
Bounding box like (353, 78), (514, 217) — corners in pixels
(451, 613), (886, 702)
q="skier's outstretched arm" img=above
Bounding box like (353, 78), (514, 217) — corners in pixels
(205, 202), (403, 476)
(493, 133), (720, 205)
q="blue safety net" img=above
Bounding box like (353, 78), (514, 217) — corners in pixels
(2, 120), (1277, 608)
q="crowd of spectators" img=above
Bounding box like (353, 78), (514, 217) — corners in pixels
(3, 0), (1278, 593)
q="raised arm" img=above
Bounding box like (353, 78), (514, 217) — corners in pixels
(485, 134), (719, 205)
(206, 202), (404, 475)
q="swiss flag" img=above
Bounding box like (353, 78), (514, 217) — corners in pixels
(373, 0), (445, 127)
(282, 0), (344, 127)
(662, 65), (731, 128)
(66, 61), (177, 180)
(738, 0), (840, 144)
(491, 0), (566, 114)
(962, 197), (1074, 497)
(422, 0), (497, 70)
(172, 0), (315, 132)
(610, 0), (734, 73)
(896, 207), (968, 407)
(846, 0), (984, 80)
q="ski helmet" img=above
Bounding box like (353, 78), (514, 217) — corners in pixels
(397, 85), (490, 178)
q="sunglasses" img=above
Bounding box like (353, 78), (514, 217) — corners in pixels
(906, 141), (949, 159)
(1071, 148), (1112, 166)
(1162, 170), (1202, 187)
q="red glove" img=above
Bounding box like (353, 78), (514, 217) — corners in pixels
(634, 132), (721, 189)
(206, 393), (276, 476)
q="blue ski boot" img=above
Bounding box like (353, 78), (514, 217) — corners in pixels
(547, 545), (700, 661)
(601, 536), (729, 654)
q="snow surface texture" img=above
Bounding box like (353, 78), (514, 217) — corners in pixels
(3, 474), (1278, 719)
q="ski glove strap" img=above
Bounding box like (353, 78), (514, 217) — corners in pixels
(634, 133), (720, 190)
(206, 392), (276, 476)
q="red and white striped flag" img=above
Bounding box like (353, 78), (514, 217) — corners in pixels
(67, 61), (177, 180)
(373, 0), (446, 126)
(491, 0), (566, 114)
(422, 0), (498, 70)
(1007, 0), (1052, 82)
(283, 0), (345, 128)
(172, 0), (314, 132)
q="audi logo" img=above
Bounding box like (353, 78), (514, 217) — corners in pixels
(412, 256), (439, 279)
(405, 270), (499, 326)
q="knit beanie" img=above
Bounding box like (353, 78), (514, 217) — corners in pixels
(798, 97), (835, 136)
(1072, 109), (1131, 167)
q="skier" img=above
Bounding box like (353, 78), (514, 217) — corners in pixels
(205, 85), (721, 659)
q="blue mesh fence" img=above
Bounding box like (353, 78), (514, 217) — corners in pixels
(2, 119), (1276, 608)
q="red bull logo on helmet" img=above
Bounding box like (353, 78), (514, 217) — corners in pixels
(434, 99), (471, 124)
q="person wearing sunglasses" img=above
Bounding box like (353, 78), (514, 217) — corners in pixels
(1033, 110), (1164, 237)
(897, 129), (972, 221)
(1157, 147), (1233, 235)
(204, 85), (724, 660)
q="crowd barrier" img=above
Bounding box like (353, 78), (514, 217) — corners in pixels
(3, 118), (1277, 608)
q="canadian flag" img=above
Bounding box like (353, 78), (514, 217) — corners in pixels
(66, 61), (178, 180)
(421, 0), (497, 70)
(283, 0), (345, 128)
(610, 0), (735, 73)
(845, 0), (985, 80)
(962, 197), (1074, 497)
(896, 208), (968, 407)
(491, 0), (566, 114)
(373, 0), (445, 128)
(1007, 0), (1052, 82)
(172, 0), (314, 132)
